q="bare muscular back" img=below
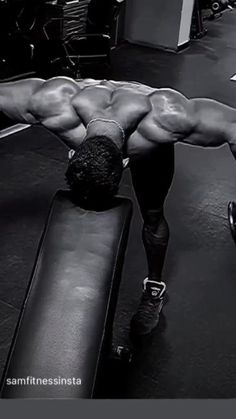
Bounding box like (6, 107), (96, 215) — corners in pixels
(1, 77), (236, 158)
(26, 77), (194, 157)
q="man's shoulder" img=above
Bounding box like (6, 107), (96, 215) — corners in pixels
(37, 76), (80, 95)
(149, 87), (188, 103)
(28, 77), (81, 121)
(149, 88), (192, 121)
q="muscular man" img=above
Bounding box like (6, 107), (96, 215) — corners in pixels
(1, 77), (236, 336)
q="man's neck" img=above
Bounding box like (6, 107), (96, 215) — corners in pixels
(85, 119), (124, 149)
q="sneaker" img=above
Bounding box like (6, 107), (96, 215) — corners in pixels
(130, 278), (166, 336)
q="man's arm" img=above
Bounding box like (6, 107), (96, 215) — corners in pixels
(0, 78), (45, 124)
(136, 89), (236, 158)
(185, 98), (236, 157)
(0, 77), (86, 149)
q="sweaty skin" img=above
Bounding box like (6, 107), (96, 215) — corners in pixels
(1, 77), (236, 158)
(1, 77), (236, 297)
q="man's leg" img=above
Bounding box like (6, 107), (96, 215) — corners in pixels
(129, 145), (175, 335)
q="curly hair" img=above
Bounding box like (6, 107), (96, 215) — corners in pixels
(65, 136), (123, 209)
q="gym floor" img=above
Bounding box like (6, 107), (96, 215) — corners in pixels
(1, 9), (236, 399)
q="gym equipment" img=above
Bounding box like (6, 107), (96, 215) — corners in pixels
(228, 201), (236, 243)
(0, 0), (37, 81)
(125, 0), (195, 52)
(0, 190), (132, 398)
(38, 0), (125, 79)
(111, 345), (133, 364)
(191, 0), (207, 39)
(200, 0), (232, 19)
(210, 0), (229, 12)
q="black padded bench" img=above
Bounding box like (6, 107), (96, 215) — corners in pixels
(0, 191), (132, 398)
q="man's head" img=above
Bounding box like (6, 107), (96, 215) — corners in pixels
(65, 136), (123, 209)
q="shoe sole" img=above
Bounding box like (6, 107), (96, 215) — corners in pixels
(130, 296), (166, 337)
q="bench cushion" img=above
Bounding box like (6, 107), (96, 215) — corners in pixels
(1, 191), (132, 398)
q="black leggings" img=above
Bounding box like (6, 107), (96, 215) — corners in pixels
(130, 145), (174, 219)
(129, 145), (175, 280)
